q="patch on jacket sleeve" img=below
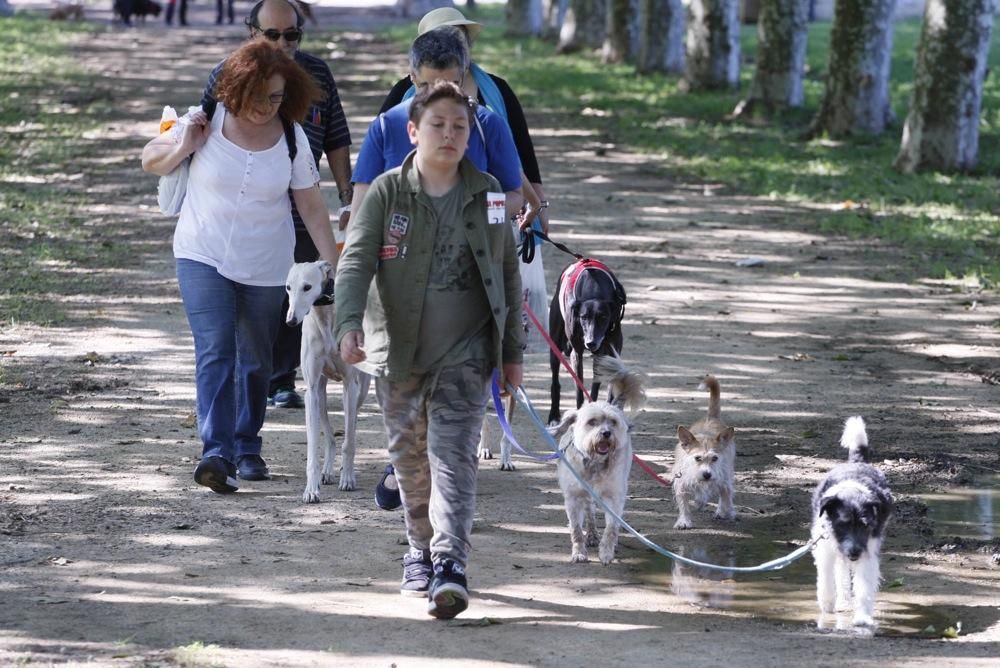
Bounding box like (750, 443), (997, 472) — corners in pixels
(486, 192), (506, 225)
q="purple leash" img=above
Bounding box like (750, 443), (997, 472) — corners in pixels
(490, 370), (560, 462)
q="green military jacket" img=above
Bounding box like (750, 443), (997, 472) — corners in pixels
(334, 152), (524, 381)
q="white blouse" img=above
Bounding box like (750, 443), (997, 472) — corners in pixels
(173, 104), (320, 286)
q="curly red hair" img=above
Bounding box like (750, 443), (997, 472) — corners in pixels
(214, 40), (322, 122)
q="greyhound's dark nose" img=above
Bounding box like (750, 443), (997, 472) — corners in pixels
(702, 471), (712, 480)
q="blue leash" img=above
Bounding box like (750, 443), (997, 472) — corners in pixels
(495, 373), (820, 573)
(490, 370), (560, 461)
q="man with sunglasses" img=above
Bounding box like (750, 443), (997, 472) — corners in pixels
(201, 0), (353, 439)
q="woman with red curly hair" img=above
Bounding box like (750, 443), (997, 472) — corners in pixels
(142, 40), (338, 494)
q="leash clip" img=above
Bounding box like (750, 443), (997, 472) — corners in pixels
(312, 278), (335, 306)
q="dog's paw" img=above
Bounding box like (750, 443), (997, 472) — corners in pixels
(302, 487), (321, 504)
(714, 510), (737, 521)
(852, 612), (876, 629)
(570, 551), (589, 563)
(338, 470), (356, 491)
(598, 543), (616, 566)
(477, 446), (493, 460)
(673, 518), (693, 530)
(499, 459), (516, 471)
(585, 532), (600, 548)
(836, 596), (852, 612)
(321, 472), (337, 485)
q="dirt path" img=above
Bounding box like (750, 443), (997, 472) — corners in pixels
(2, 7), (999, 667)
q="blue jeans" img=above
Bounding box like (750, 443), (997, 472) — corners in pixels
(176, 259), (284, 463)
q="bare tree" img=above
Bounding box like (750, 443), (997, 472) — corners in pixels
(808, 0), (898, 138)
(733, 0), (810, 117)
(557, 0), (607, 53)
(508, 0), (545, 36)
(637, 0), (686, 74)
(895, 0), (995, 173)
(684, 0), (742, 90)
(603, 0), (641, 63)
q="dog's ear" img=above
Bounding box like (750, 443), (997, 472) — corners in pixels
(549, 410), (578, 440)
(677, 426), (698, 450)
(317, 260), (334, 279)
(717, 426), (735, 446)
(819, 496), (841, 519)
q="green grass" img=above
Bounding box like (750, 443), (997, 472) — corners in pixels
(384, 8), (999, 287)
(0, 16), (118, 325)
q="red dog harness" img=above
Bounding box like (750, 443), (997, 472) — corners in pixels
(558, 258), (620, 324)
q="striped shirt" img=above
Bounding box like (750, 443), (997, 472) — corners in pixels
(202, 50), (351, 228)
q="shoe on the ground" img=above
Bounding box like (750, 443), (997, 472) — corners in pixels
(427, 559), (469, 620)
(236, 454), (271, 481)
(374, 464), (402, 510)
(194, 456), (239, 494)
(400, 548), (433, 597)
(270, 387), (304, 409)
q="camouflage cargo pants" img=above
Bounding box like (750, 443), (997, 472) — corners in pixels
(376, 358), (491, 566)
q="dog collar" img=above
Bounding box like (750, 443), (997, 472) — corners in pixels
(312, 278), (335, 306)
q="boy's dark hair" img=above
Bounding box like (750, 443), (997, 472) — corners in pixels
(245, 0), (304, 32)
(409, 80), (476, 126)
(408, 25), (469, 76)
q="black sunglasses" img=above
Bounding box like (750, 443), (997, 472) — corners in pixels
(261, 28), (302, 42)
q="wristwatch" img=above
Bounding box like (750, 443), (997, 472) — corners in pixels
(538, 200), (550, 209)
(338, 186), (354, 206)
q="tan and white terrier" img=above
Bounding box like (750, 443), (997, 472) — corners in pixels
(551, 355), (645, 565)
(672, 375), (736, 529)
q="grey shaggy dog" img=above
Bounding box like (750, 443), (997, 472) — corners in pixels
(810, 416), (893, 629)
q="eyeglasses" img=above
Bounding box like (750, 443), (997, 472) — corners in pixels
(266, 92), (286, 105)
(260, 28), (302, 42)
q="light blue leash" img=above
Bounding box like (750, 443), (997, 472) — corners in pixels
(501, 376), (821, 573)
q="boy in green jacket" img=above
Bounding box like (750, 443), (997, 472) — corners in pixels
(335, 81), (524, 620)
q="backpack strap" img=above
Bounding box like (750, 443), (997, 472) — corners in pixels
(282, 119), (297, 162)
(201, 96), (217, 121)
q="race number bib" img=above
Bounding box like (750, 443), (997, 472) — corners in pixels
(486, 192), (506, 225)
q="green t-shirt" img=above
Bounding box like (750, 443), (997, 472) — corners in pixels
(411, 181), (492, 373)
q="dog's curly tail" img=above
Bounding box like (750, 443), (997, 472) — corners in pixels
(840, 416), (871, 463)
(698, 375), (722, 420)
(594, 355), (645, 414)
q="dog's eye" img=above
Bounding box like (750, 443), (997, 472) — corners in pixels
(587, 418), (600, 427)
(711, 455), (719, 462)
(303, 284), (313, 292)
(285, 285), (291, 292)
(694, 456), (702, 462)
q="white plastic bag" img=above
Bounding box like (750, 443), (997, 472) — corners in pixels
(511, 222), (550, 354)
(156, 105), (200, 216)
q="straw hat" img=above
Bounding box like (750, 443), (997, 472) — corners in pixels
(417, 7), (483, 40)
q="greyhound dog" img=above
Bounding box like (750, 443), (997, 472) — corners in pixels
(548, 259), (627, 425)
(285, 261), (371, 503)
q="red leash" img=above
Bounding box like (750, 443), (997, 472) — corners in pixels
(521, 302), (671, 487)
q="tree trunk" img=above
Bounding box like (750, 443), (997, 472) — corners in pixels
(733, 0), (810, 117)
(808, 0), (898, 138)
(638, 0), (686, 74)
(895, 0), (995, 173)
(603, 0), (641, 63)
(507, 0), (545, 36)
(546, 0), (572, 39)
(558, 0), (607, 52)
(685, 0), (742, 90)
(395, 0), (452, 18)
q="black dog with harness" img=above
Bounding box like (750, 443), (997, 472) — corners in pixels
(547, 258), (626, 424)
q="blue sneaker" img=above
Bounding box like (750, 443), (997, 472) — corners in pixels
(427, 559), (469, 620)
(270, 388), (304, 409)
(374, 464), (402, 510)
(236, 454), (271, 481)
(400, 548), (432, 597)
